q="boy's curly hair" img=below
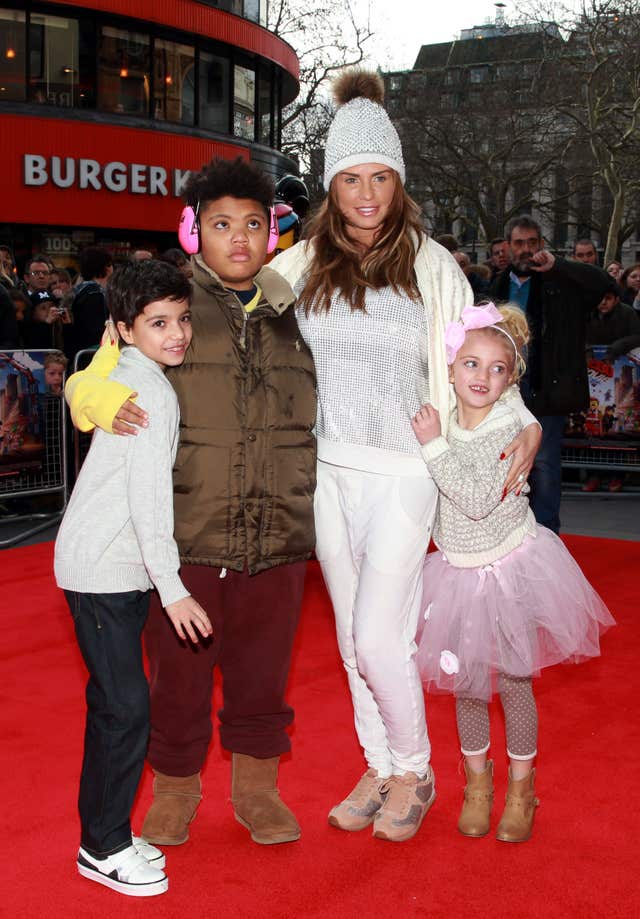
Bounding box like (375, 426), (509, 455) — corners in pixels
(183, 157), (275, 215)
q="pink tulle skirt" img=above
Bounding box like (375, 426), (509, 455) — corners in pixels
(416, 526), (615, 701)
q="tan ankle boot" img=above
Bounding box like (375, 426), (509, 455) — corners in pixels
(496, 767), (539, 843)
(141, 771), (202, 845)
(231, 753), (300, 845)
(458, 760), (494, 837)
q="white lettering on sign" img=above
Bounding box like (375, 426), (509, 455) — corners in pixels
(173, 169), (192, 197)
(130, 163), (147, 194)
(149, 166), (168, 196)
(51, 156), (75, 188)
(103, 162), (127, 192)
(24, 155), (48, 186)
(79, 159), (101, 190)
(22, 155), (191, 197)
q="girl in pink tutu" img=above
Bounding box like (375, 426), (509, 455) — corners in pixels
(411, 302), (614, 844)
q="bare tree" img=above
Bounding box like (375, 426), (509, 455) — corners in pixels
(521, 0), (640, 262)
(268, 0), (372, 185)
(388, 55), (572, 245)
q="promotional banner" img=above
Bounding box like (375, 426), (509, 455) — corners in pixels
(0, 350), (60, 475)
(565, 348), (640, 439)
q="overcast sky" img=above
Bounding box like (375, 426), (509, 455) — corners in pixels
(358, 0), (561, 70)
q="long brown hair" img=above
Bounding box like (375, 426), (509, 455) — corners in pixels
(298, 175), (425, 314)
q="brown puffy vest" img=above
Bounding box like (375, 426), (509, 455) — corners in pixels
(168, 257), (317, 574)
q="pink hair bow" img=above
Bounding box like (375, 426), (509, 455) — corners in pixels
(445, 302), (504, 364)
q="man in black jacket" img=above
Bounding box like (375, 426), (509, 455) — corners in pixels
(490, 215), (610, 533)
(586, 282), (640, 359)
(69, 247), (113, 360)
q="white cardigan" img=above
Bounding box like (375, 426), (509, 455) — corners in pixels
(271, 235), (536, 444)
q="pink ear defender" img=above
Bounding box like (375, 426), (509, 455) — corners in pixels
(266, 206), (279, 254)
(178, 202), (279, 255)
(178, 202), (200, 255)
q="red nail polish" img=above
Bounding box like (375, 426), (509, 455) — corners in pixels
(499, 452), (506, 460)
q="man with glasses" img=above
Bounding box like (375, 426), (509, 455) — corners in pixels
(25, 255), (55, 309)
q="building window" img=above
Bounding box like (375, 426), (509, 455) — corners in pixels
(257, 62), (272, 145)
(444, 68), (460, 86)
(29, 13), (84, 108)
(244, 0), (260, 24)
(273, 70), (281, 147)
(153, 38), (195, 124)
(469, 66), (488, 84)
(98, 26), (150, 116)
(234, 63), (255, 140)
(215, 1), (243, 16)
(0, 8), (25, 101)
(199, 49), (230, 133)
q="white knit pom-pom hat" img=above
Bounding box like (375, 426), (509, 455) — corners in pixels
(323, 70), (405, 191)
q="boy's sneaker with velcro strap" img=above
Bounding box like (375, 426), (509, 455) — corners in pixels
(77, 844), (168, 897)
(132, 835), (165, 870)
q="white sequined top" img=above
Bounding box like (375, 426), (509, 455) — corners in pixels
(295, 284), (430, 475)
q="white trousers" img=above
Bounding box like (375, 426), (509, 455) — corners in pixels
(314, 460), (438, 777)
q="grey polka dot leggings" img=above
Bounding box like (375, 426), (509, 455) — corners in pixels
(456, 675), (538, 760)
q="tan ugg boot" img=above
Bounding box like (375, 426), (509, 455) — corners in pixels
(140, 771), (202, 845)
(496, 767), (539, 843)
(231, 753), (301, 845)
(458, 760), (494, 837)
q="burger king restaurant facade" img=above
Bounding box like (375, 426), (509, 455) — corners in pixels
(0, 0), (299, 270)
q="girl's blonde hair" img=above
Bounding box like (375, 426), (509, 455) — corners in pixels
(297, 175), (424, 314)
(481, 302), (530, 381)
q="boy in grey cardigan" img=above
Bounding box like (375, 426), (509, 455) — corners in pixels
(55, 260), (212, 898)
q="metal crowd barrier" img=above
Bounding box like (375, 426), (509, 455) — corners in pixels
(0, 349), (68, 547)
(72, 348), (99, 480)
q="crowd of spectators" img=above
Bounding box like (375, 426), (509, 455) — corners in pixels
(0, 244), (193, 358)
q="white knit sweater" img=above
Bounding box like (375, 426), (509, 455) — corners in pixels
(420, 402), (537, 567)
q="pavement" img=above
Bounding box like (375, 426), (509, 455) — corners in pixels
(1, 491), (638, 549)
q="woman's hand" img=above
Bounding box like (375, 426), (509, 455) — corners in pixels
(112, 393), (149, 436)
(411, 404), (441, 445)
(501, 423), (542, 494)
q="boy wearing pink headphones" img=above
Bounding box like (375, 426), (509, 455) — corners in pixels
(66, 157), (317, 848)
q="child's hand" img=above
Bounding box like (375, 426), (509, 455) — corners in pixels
(112, 394), (149, 436)
(165, 596), (213, 643)
(411, 404), (441, 445)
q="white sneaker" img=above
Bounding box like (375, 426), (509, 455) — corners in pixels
(132, 835), (166, 870)
(77, 844), (168, 897)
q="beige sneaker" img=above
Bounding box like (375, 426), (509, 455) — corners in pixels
(328, 768), (387, 831)
(372, 766), (436, 842)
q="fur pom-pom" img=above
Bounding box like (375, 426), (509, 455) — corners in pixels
(333, 69), (384, 107)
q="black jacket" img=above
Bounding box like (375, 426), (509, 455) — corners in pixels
(586, 302), (640, 358)
(490, 257), (611, 415)
(70, 281), (108, 358)
(0, 283), (18, 348)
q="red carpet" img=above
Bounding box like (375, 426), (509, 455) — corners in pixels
(1, 537), (638, 918)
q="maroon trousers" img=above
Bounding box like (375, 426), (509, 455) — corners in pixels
(145, 561), (307, 776)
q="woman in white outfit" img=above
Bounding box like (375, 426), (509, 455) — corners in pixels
(272, 70), (541, 843)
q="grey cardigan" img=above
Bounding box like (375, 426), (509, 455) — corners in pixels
(55, 346), (188, 607)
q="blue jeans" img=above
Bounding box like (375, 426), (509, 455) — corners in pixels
(65, 590), (150, 856)
(528, 414), (565, 534)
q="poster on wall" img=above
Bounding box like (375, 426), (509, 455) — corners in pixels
(0, 350), (59, 474)
(565, 348), (640, 439)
